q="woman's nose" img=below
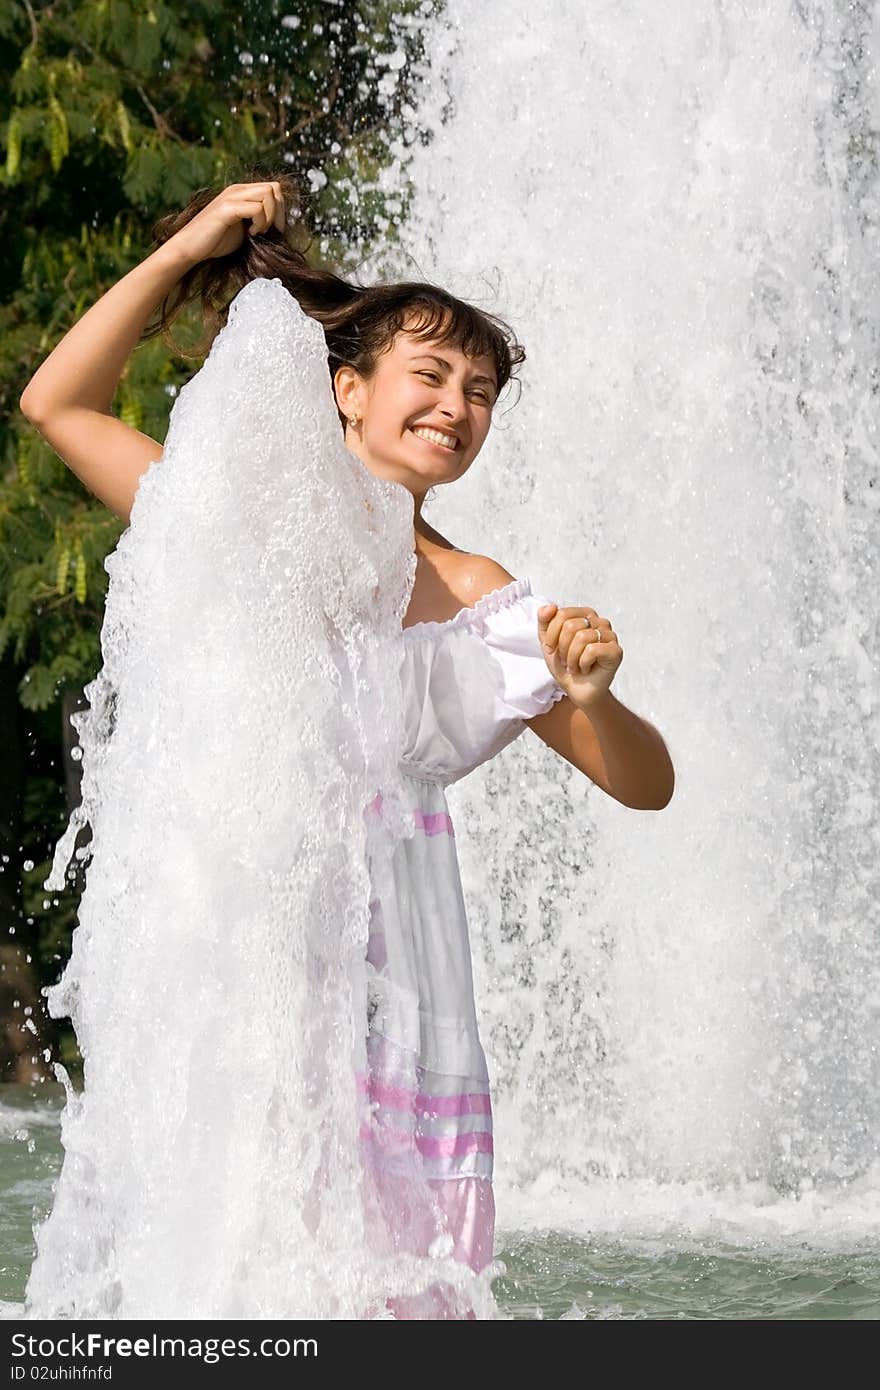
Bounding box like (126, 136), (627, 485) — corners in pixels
(437, 391), (467, 420)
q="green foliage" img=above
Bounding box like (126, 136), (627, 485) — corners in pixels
(1, 0), (434, 709)
(0, 0), (433, 717)
(0, 0), (436, 1046)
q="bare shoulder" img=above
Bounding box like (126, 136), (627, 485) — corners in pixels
(452, 552), (518, 609)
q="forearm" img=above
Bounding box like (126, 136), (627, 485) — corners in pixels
(19, 241), (195, 422)
(577, 690), (675, 810)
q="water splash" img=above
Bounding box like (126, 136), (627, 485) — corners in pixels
(23, 279), (498, 1318)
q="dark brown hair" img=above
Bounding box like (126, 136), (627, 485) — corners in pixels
(146, 171), (525, 425)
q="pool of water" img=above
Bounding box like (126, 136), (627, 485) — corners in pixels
(491, 1231), (880, 1319)
(3, 1086), (878, 1320)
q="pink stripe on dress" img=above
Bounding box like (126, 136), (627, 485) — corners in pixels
(356, 1074), (491, 1117)
(356, 1032), (496, 1303)
(413, 807), (455, 836)
(364, 791), (454, 836)
(360, 1123), (493, 1159)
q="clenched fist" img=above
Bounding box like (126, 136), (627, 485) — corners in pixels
(537, 602), (623, 708)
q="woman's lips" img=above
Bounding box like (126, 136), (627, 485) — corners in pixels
(410, 425), (460, 452)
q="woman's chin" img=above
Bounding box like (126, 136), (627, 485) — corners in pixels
(360, 450), (453, 490)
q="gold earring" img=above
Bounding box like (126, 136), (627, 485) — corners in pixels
(349, 414), (359, 428)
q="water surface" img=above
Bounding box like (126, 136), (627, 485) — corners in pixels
(4, 1087), (877, 1319)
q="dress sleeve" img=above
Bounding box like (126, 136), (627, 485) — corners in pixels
(476, 581), (567, 722)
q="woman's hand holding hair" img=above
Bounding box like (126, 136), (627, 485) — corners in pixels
(19, 178), (291, 424)
(157, 180), (288, 269)
(17, 175), (295, 524)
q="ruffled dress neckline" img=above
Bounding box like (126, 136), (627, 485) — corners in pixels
(401, 575), (534, 643)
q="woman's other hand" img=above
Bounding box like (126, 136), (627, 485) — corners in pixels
(537, 602), (623, 708)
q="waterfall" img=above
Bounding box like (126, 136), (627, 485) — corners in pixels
(380, 0), (880, 1227)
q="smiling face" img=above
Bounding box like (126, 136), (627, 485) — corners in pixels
(333, 317), (499, 505)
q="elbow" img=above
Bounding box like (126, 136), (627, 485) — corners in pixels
(19, 387), (46, 425)
(626, 769), (675, 812)
(643, 742), (675, 811)
(649, 768), (675, 811)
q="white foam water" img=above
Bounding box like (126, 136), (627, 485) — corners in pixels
(378, 0), (880, 1221)
(23, 279), (498, 1319)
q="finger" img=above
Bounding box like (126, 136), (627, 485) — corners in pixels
(242, 197), (271, 235)
(558, 614), (598, 660)
(545, 641), (566, 671)
(582, 637), (624, 670)
(252, 193), (272, 233)
(556, 620), (575, 663)
(540, 605), (590, 659)
(241, 180), (278, 196)
(568, 624), (602, 666)
(273, 183), (285, 231)
(546, 608), (597, 649)
(537, 602), (557, 636)
(577, 642), (601, 671)
(228, 197), (269, 226)
(566, 629), (593, 671)
(569, 631), (603, 672)
(237, 191), (273, 233)
(538, 602), (559, 654)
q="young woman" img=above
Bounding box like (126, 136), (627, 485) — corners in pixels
(19, 175), (675, 1311)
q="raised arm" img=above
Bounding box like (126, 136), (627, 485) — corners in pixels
(18, 180), (286, 526)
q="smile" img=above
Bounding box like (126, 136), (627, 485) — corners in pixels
(411, 425), (460, 452)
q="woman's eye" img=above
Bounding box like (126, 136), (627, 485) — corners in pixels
(414, 370), (491, 404)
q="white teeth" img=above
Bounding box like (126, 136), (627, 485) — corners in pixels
(412, 426), (458, 450)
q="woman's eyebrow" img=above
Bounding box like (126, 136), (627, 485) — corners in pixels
(410, 352), (497, 388)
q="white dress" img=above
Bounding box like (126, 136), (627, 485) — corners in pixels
(357, 576), (566, 1293)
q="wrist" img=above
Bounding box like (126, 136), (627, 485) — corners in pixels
(146, 237), (199, 281)
(572, 686), (615, 716)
